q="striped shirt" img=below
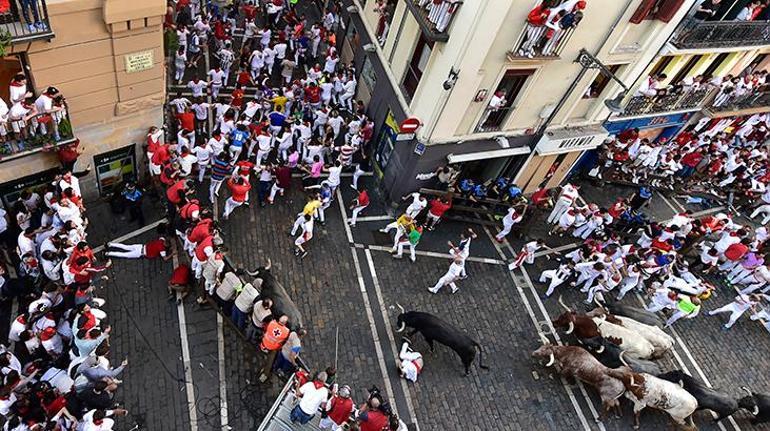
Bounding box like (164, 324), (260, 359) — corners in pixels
(211, 157), (233, 181)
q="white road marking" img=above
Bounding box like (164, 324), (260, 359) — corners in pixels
(482, 227), (594, 431)
(217, 313), (230, 430)
(657, 191), (683, 215)
(519, 267), (607, 430)
(366, 244), (505, 265)
(92, 219), (168, 253)
(336, 190), (354, 244)
(172, 250), (199, 431)
(350, 215), (393, 222)
(363, 249), (420, 430)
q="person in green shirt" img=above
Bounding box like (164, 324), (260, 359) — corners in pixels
(664, 296), (701, 328)
(393, 225), (422, 262)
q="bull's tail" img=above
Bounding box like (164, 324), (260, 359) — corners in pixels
(474, 342), (490, 370)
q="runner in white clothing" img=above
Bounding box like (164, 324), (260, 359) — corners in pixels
(708, 293), (762, 329)
(547, 183), (580, 224)
(402, 192), (427, 219)
(495, 206), (525, 242)
(428, 255), (464, 294)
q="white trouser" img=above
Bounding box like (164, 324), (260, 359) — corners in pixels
(728, 265), (752, 283)
(495, 219), (515, 241)
(751, 204), (770, 224)
(352, 164), (365, 189)
(740, 282), (770, 294)
(229, 146), (242, 161)
(431, 270), (458, 292)
(340, 92), (354, 110)
(319, 418), (344, 431)
(197, 162), (208, 182)
(256, 149), (270, 165)
(211, 83), (222, 98)
(209, 179), (224, 202)
(646, 300), (674, 313)
(616, 277), (640, 301)
(192, 256), (204, 279)
(349, 204), (367, 225)
(665, 310), (691, 327)
(540, 269), (568, 297)
(223, 197), (243, 218)
(269, 183), (283, 203)
(573, 223), (596, 239)
(291, 214), (305, 236)
(175, 65), (186, 81)
(396, 241), (416, 261)
(317, 201), (331, 223)
(586, 285), (609, 304)
(709, 303), (749, 328)
(106, 242), (143, 259)
(548, 200), (571, 224)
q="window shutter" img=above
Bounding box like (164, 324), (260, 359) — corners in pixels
(629, 0), (658, 24)
(654, 0), (686, 22)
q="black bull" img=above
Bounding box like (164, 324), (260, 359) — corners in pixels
(245, 263), (304, 331)
(396, 308), (489, 375)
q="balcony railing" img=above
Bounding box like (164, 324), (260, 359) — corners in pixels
(509, 23), (576, 60)
(709, 87), (770, 113)
(0, 111), (75, 162)
(403, 0), (462, 43)
(0, 0), (54, 43)
(475, 106), (513, 133)
(671, 18), (770, 49)
(619, 87), (714, 118)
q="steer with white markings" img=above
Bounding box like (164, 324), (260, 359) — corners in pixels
(592, 317), (656, 360)
(588, 307), (674, 357)
(657, 370), (740, 423)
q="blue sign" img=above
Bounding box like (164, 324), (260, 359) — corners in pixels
(604, 112), (691, 134)
(414, 142), (425, 156)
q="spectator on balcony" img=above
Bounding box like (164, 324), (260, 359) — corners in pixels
(0, 96), (9, 150)
(9, 96), (38, 151)
(634, 73), (667, 98)
(736, 1), (762, 20)
(519, 2), (551, 58)
(19, 0), (46, 32)
(693, 0), (722, 20)
(542, 4), (584, 56)
(9, 73), (30, 104)
(35, 86), (63, 141)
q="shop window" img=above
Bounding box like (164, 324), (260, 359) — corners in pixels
(583, 64), (621, 99)
(401, 34), (434, 101)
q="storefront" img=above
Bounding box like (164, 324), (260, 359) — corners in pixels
(0, 168), (59, 210)
(93, 144), (138, 197)
(604, 112), (694, 142)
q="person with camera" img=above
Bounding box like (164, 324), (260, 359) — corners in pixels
(356, 390), (390, 431)
(290, 371), (329, 425)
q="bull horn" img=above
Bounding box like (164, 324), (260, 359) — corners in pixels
(596, 345), (605, 354)
(265, 258), (272, 271)
(545, 353), (555, 367)
(629, 375), (636, 387)
(619, 351), (630, 368)
(396, 322), (406, 333)
(396, 303), (405, 314)
(246, 267), (260, 276)
(752, 406), (760, 416)
(565, 321), (575, 335)
(558, 295), (572, 312)
(741, 386), (752, 395)
(593, 297), (607, 311)
(538, 333), (550, 345)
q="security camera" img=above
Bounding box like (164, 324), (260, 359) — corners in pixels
(363, 43), (376, 53)
(442, 80), (453, 91)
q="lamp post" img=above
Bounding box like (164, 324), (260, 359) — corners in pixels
(535, 48), (630, 139)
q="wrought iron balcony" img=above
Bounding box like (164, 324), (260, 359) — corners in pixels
(0, 0), (54, 44)
(619, 87), (714, 118)
(403, 0), (462, 43)
(475, 106), (513, 133)
(670, 18), (770, 50)
(0, 111), (76, 163)
(709, 88), (770, 114)
(508, 23), (577, 60)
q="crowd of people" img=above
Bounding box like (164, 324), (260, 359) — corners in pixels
(0, 141), (133, 429)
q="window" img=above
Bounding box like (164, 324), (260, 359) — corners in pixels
(401, 34), (434, 101)
(583, 65), (621, 99)
(671, 55), (702, 84)
(649, 56), (673, 78)
(703, 52), (729, 78)
(475, 69), (533, 132)
(630, 0), (686, 23)
(374, 0), (397, 45)
(361, 56), (377, 90)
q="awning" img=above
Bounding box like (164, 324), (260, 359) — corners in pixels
(446, 146), (531, 164)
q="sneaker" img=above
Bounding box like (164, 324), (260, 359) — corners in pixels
(36, 22), (46, 30)
(300, 251), (308, 259)
(427, 287), (438, 294)
(410, 256), (416, 263)
(393, 254), (402, 259)
(379, 228), (387, 233)
(450, 287), (459, 294)
(350, 184), (357, 190)
(27, 24), (35, 32)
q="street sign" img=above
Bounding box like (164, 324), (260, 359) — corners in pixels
(413, 142), (425, 155)
(396, 133), (415, 141)
(399, 116), (421, 133)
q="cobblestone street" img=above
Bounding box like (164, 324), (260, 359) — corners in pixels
(66, 175), (770, 431)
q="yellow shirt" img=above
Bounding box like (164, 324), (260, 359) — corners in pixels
(303, 200), (321, 215)
(271, 95), (288, 112)
(396, 214), (413, 229)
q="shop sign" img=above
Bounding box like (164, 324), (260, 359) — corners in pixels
(94, 144), (137, 196)
(0, 168), (59, 210)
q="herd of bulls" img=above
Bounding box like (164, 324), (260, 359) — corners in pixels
(534, 296), (770, 430)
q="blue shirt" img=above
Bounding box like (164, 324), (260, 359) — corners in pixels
(472, 185), (487, 198)
(507, 185), (522, 199)
(495, 177), (509, 190)
(459, 179), (474, 192)
(230, 129), (249, 148)
(269, 111), (286, 128)
(122, 188), (143, 202)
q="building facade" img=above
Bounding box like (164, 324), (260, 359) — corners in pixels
(0, 0), (165, 206)
(334, 0), (699, 203)
(606, 0), (770, 142)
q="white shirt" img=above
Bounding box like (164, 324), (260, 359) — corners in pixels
(326, 166), (342, 187)
(208, 136), (226, 155)
(297, 382), (328, 415)
(188, 80), (208, 97)
(406, 193), (427, 215)
(193, 144), (213, 164)
(59, 176), (81, 196)
(192, 102), (210, 120)
(208, 69), (225, 85)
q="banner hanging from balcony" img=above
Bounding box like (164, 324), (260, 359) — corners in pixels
(604, 112), (692, 134)
(94, 144), (137, 196)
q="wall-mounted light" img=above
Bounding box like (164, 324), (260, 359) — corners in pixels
(442, 67), (460, 91)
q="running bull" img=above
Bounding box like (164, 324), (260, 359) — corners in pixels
(246, 259), (304, 330)
(738, 386), (770, 425)
(395, 304), (488, 375)
(657, 370), (740, 423)
(532, 335), (625, 417)
(587, 307), (673, 357)
(581, 337), (661, 375)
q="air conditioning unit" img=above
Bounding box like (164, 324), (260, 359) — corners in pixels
(535, 125), (609, 156)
